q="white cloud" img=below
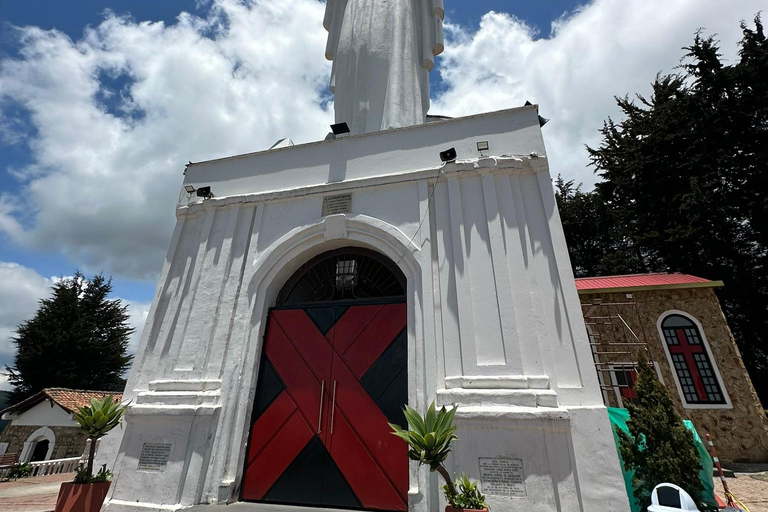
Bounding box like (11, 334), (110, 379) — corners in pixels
(434, 0), (765, 187)
(0, 0), (763, 286)
(0, 262), (151, 390)
(0, 0), (333, 281)
(124, 300), (151, 353)
(0, 262), (53, 390)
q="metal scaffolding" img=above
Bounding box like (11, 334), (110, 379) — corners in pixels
(581, 294), (654, 408)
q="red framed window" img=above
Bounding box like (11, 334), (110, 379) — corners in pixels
(605, 362), (664, 408)
(661, 314), (725, 405)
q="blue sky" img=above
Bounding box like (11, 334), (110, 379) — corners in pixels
(0, 0), (762, 387)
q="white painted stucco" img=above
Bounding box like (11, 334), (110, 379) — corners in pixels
(101, 106), (630, 512)
(3, 400), (77, 427)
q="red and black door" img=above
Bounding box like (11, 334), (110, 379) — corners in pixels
(242, 302), (408, 511)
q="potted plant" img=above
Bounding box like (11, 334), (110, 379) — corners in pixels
(390, 402), (489, 512)
(55, 395), (127, 512)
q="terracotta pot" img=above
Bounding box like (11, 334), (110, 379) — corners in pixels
(446, 507), (488, 512)
(54, 481), (111, 512)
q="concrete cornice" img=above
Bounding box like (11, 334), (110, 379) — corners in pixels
(177, 155), (546, 217)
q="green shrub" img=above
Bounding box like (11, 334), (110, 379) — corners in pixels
(616, 354), (703, 510)
(5, 462), (33, 480)
(73, 395), (127, 482)
(444, 473), (489, 510)
(390, 401), (489, 510)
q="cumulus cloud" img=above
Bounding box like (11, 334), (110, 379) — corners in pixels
(0, 0), (333, 281)
(0, 262), (150, 390)
(434, 0), (765, 186)
(0, 0), (764, 286)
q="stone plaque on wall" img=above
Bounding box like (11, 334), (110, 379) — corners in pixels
(137, 443), (172, 472)
(322, 193), (352, 216)
(479, 458), (526, 497)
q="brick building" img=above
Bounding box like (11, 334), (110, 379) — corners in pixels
(0, 388), (122, 462)
(578, 273), (768, 463)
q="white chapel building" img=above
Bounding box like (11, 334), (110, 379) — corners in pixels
(100, 105), (630, 512)
(101, 3), (629, 511)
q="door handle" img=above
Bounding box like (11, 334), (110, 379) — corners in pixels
(318, 380), (325, 434)
(330, 381), (337, 434)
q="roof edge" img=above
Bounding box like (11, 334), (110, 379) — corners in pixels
(577, 280), (725, 295)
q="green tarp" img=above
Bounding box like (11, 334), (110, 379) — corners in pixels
(607, 407), (718, 512)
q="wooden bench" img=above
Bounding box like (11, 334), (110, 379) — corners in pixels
(0, 452), (20, 478)
(0, 452), (18, 466)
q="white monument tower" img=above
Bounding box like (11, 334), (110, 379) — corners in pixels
(101, 2), (630, 511)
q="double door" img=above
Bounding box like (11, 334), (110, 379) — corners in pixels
(242, 302), (408, 511)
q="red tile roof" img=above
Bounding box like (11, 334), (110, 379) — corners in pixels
(0, 388), (123, 417)
(576, 273), (723, 293)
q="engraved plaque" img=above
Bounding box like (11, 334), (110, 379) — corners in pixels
(137, 443), (172, 472)
(479, 458), (526, 497)
(322, 193), (352, 216)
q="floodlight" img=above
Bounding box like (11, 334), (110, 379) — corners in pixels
(439, 147), (457, 163)
(477, 141), (489, 152)
(184, 185), (196, 194)
(196, 186), (213, 199)
(331, 122), (351, 136)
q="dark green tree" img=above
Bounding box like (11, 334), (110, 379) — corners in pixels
(571, 15), (768, 403)
(555, 175), (647, 277)
(6, 272), (133, 401)
(617, 355), (703, 510)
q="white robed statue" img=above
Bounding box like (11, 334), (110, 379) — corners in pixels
(324, 0), (445, 135)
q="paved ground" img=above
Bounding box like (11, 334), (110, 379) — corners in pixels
(1, 470), (767, 512)
(0, 472), (72, 512)
(714, 470), (768, 512)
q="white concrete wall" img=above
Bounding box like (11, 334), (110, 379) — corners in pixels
(102, 106), (629, 512)
(7, 401), (77, 427)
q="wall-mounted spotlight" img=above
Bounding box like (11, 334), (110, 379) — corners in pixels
(476, 141), (489, 152)
(439, 147), (457, 163)
(330, 122), (351, 139)
(184, 185), (213, 199)
(196, 186), (213, 199)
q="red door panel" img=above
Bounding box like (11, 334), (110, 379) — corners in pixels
(329, 408), (407, 510)
(242, 303), (408, 511)
(241, 407), (314, 501)
(332, 351), (408, 497)
(266, 317), (332, 436)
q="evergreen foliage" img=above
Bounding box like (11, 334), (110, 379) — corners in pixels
(5, 272), (133, 401)
(616, 355), (703, 510)
(557, 15), (768, 404)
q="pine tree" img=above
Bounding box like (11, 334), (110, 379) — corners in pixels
(6, 272), (134, 401)
(564, 15), (768, 404)
(616, 355), (703, 510)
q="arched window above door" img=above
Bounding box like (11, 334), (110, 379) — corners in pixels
(277, 248), (406, 306)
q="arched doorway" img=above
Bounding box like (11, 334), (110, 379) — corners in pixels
(241, 248), (409, 511)
(21, 427), (55, 463)
(30, 439), (50, 462)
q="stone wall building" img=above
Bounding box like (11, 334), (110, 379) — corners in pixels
(0, 389), (122, 462)
(577, 273), (768, 463)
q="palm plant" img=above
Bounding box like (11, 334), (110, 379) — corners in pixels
(389, 401), (460, 499)
(73, 395), (127, 481)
